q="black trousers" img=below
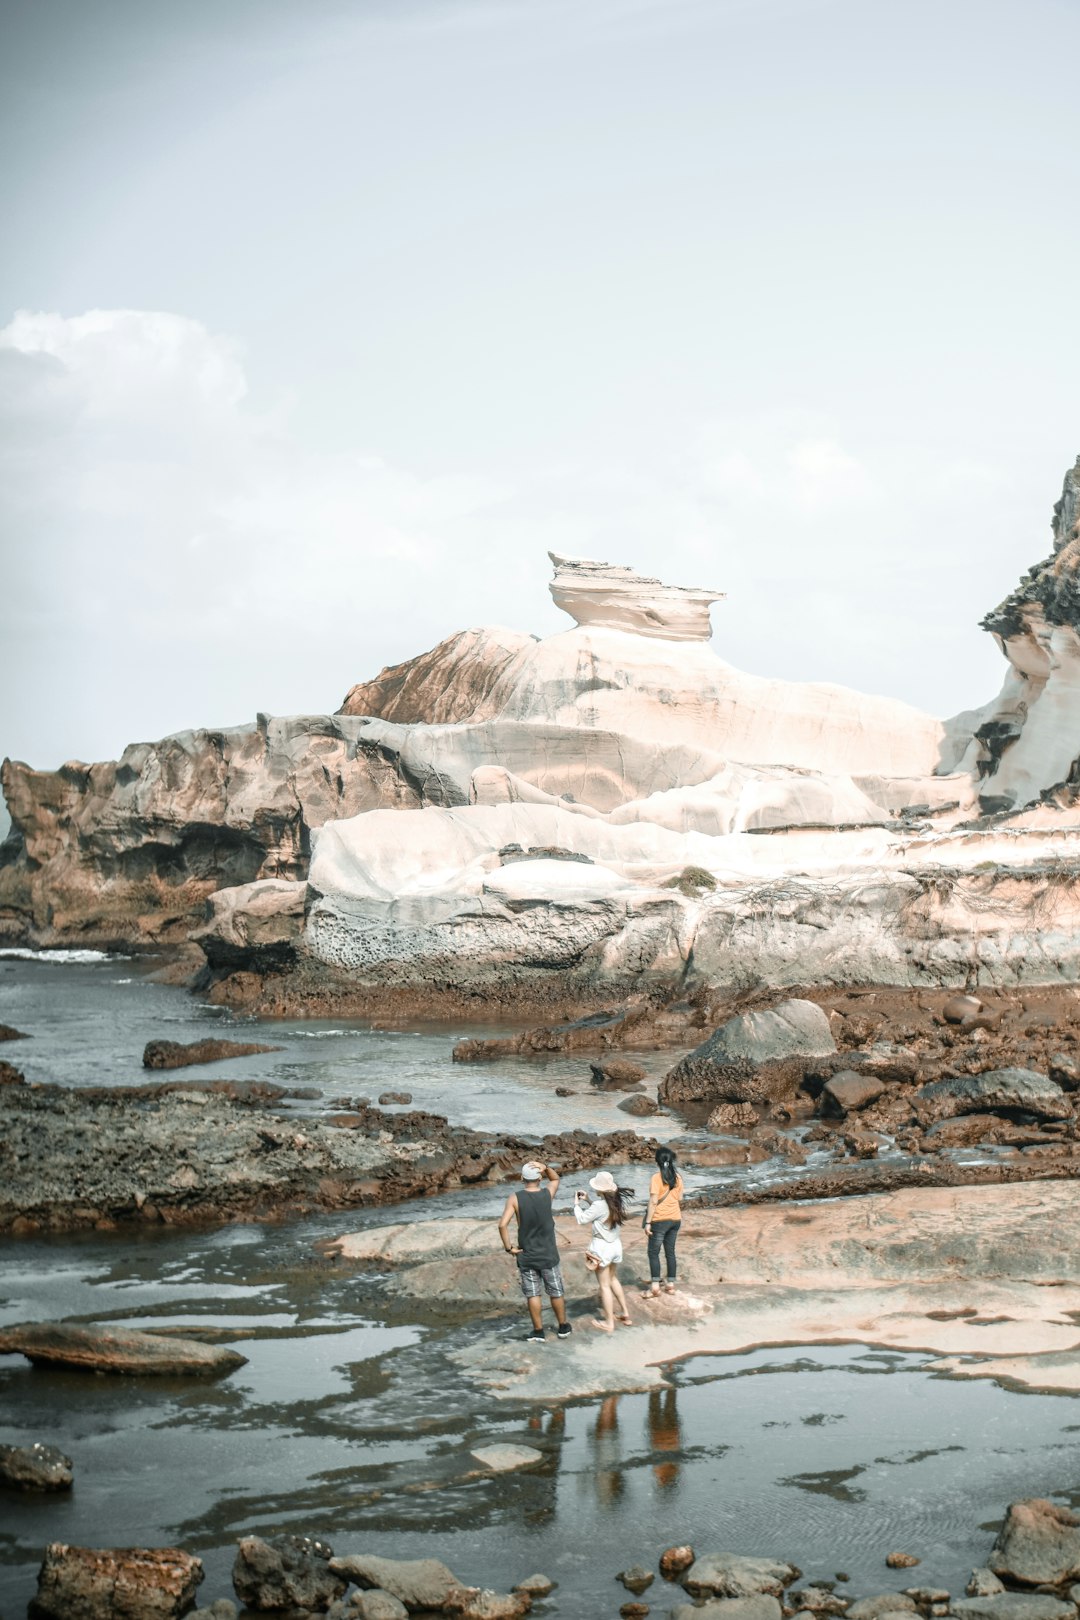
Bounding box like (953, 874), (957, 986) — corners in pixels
(647, 1219), (681, 1281)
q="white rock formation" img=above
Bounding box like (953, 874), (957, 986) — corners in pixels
(547, 550), (724, 639)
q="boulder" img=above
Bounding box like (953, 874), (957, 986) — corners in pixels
(818, 1072), (887, 1118)
(444, 1589), (532, 1619)
(355, 1594), (409, 1620)
(944, 994), (984, 1024)
(354, 1594), (409, 1620)
(968, 1573), (1007, 1599)
(514, 1576), (555, 1597)
(143, 1038), (280, 1070)
(31, 1544), (204, 1619)
(918, 1071), (1070, 1122)
(886, 1554), (920, 1570)
(1049, 1054), (1080, 1091)
(670, 1599), (783, 1620)
(618, 1565), (654, 1593)
(662, 1001), (835, 1106)
(378, 1092), (413, 1106)
(951, 1598), (1075, 1620)
(788, 1590), (849, 1613)
(707, 1102), (760, 1131)
(329, 1554), (461, 1611)
(469, 1444), (543, 1473)
(989, 1499), (1080, 1586)
(232, 1535), (344, 1611)
(660, 1546), (696, 1578)
(684, 1553), (800, 1598)
(0, 1441), (73, 1491)
(847, 1600), (916, 1620)
(0, 1322), (247, 1377)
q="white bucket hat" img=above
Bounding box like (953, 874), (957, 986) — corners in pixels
(589, 1170), (617, 1192)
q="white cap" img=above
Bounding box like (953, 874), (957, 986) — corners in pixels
(521, 1162), (543, 1181)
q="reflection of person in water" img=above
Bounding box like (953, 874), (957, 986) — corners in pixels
(648, 1386), (682, 1490)
(592, 1394), (625, 1505)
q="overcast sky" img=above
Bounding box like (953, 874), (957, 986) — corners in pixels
(2, 0), (1079, 780)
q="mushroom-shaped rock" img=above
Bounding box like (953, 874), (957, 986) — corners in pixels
(32, 1544), (204, 1619)
(988, 1498), (1080, 1586)
(548, 551), (724, 641)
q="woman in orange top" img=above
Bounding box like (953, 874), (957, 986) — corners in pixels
(642, 1146), (683, 1296)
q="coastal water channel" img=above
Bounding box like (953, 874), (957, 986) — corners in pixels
(3, 954), (1080, 1616)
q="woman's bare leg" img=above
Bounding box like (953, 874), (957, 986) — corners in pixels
(591, 1266), (615, 1331)
(610, 1268), (631, 1324)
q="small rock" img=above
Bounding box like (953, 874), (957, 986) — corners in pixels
(470, 1444), (543, 1473)
(192, 1604), (239, 1620)
(886, 1554), (921, 1570)
(33, 1544), (204, 1619)
(969, 1573), (1006, 1599)
(789, 1588), (849, 1613)
(818, 1072), (887, 1118)
(1049, 1055), (1080, 1090)
(378, 1092), (413, 1106)
(554, 1087), (574, 1097)
(514, 1574), (555, 1596)
(0, 1441), (73, 1491)
(660, 1546), (696, 1579)
(904, 1591), (949, 1606)
(621, 1605), (650, 1619)
(618, 1565), (655, 1594)
(944, 994), (984, 1024)
(330, 1555), (461, 1612)
(707, 1102), (760, 1131)
(589, 1059), (647, 1091)
(232, 1534), (344, 1611)
(670, 1599), (782, 1620)
(618, 1093), (660, 1116)
(352, 1593), (408, 1620)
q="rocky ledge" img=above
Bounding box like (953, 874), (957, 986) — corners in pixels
(0, 1072), (658, 1234)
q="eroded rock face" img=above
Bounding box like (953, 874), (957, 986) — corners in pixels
(989, 1499), (1080, 1587)
(918, 1070), (1070, 1123)
(31, 1543), (204, 1620)
(548, 550), (725, 640)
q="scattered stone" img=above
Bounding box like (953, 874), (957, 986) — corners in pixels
(514, 1575), (555, 1596)
(618, 1565), (655, 1593)
(818, 1072), (886, 1118)
(0, 1023), (27, 1040)
(886, 1554), (920, 1570)
(232, 1534), (344, 1611)
(918, 1071), (1070, 1123)
(590, 1059), (647, 1090)
(32, 1543), (204, 1619)
(707, 1101), (761, 1131)
(951, 1596), (1075, 1620)
(0, 1059), (26, 1086)
(848, 1599), (917, 1620)
(660, 1546), (696, 1579)
(469, 1444), (543, 1473)
(618, 1093), (660, 1116)
(944, 995), (984, 1024)
(620, 1605), (650, 1620)
(191, 1604), (238, 1620)
(352, 1593), (408, 1620)
(142, 1037), (280, 1070)
(1049, 1055), (1080, 1090)
(0, 1321), (246, 1377)
(969, 1573), (1007, 1599)
(378, 1092), (413, 1106)
(904, 1591), (949, 1606)
(554, 1087), (574, 1097)
(330, 1554), (461, 1611)
(684, 1553), (800, 1598)
(0, 1441), (73, 1491)
(989, 1499), (1080, 1586)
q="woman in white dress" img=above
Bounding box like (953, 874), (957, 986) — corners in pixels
(574, 1170), (632, 1333)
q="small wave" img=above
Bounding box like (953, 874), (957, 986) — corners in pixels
(0, 947), (127, 964)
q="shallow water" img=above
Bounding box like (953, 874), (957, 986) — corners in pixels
(2, 956), (1079, 1616)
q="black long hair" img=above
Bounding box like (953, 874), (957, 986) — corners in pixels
(655, 1146), (679, 1190)
(601, 1188), (635, 1227)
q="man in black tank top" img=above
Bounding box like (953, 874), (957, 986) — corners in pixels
(498, 1161), (572, 1343)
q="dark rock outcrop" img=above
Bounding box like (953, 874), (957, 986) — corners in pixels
(142, 1037), (280, 1070)
(0, 1442), (73, 1491)
(918, 1070), (1070, 1122)
(232, 1535), (345, 1612)
(31, 1543), (204, 1619)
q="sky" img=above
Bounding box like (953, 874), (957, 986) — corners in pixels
(2, 0), (1079, 782)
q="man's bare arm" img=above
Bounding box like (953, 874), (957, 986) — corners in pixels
(498, 1194), (520, 1253)
(539, 1161), (560, 1198)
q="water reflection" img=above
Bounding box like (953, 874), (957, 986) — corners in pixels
(591, 1395), (625, 1505)
(648, 1387), (682, 1490)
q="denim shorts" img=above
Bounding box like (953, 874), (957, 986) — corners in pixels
(518, 1263), (565, 1299)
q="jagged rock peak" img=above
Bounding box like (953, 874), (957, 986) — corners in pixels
(548, 551), (725, 641)
(982, 454), (1080, 639)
